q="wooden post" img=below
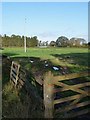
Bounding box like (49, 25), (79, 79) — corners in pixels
(43, 71), (54, 118)
(24, 36), (26, 53)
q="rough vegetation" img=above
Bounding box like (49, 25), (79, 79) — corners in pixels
(2, 56), (44, 119)
(2, 47), (90, 118)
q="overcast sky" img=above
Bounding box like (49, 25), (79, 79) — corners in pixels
(2, 2), (88, 42)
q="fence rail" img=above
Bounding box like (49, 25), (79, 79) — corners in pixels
(52, 71), (89, 84)
(10, 61), (20, 86)
(44, 71), (90, 118)
(10, 61), (90, 118)
(10, 61), (43, 108)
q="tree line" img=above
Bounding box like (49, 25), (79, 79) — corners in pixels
(1, 34), (38, 47)
(50, 36), (88, 47)
(1, 34), (89, 48)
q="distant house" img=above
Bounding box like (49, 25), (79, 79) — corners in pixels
(38, 41), (48, 48)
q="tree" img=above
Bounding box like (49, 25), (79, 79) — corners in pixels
(29, 36), (38, 47)
(2, 35), (10, 47)
(45, 41), (48, 46)
(56, 36), (69, 47)
(69, 38), (86, 47)
(79, 38), (86, 45)
(0, 34), (2, 48)
(49, 41), (56, 47)
(38, 41), (42, 46)
(11, 34), (16, 38)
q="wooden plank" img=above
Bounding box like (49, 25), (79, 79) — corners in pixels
(18, 79), (24, 86)
(55, 82), (89, 96)
(54, 94), (87, 105)
(11, 72), (17, 79)
(15, 64), (20, 86)
(10, 61), (20, 86)
(64, 108), (90, 118)
(54, 82), (90, 93)
(72, 82), (90, 88)
(43, 71), (90, 118)
(12, 62), (18, 70)
(11, 77), (17, 84)
(36, 78), (43, 85)
(44, 71), (54, 118)
(55, 101), (90, 114)
(11, 67), (17, 74)
(69, 96), (83, 106)
(52, 71), (89, 84)
(10, 63), (13, 81)
(18, 74), (26, 81)
(20, 69), (26, 75)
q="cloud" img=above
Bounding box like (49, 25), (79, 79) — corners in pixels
(38, 31), (58, 38)
(37, 32), (88, 42)
(37, 31), (59, 42)
(75, 34), (88, 41)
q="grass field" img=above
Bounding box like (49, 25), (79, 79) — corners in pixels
(2, 47), (89, 71)
(2, 47), (88, 59)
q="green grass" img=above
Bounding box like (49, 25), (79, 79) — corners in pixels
(2, 47), (88, 59)
(2, 47), (89, 72)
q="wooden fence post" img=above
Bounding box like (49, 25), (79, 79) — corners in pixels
(44, 71), (54, 118)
